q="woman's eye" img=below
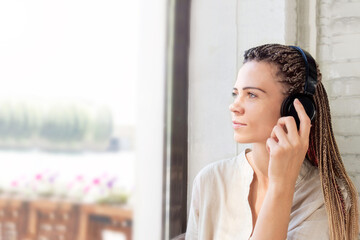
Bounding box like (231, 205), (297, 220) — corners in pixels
(232, 92), (257, 98)
(248, 92), (257, 98)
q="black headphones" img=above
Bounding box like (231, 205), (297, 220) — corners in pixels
(280, 46), (318, 130)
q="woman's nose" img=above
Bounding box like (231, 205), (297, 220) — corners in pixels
(229, 97), (245, 114)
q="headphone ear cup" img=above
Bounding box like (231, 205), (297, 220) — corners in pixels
(281, 93), (316, 130)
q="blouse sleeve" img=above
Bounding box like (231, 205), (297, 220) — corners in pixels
(185, 176), (200, 240)
(287, 178), (353, 240)
(287, 200), (329, 240)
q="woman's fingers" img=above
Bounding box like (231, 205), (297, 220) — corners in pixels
(266, 137), (278, 153)
(276, 116), (298, 143)
(293, 98), (312, 140)
(270, 124), (290, 145)
(269, 98), (311, 155)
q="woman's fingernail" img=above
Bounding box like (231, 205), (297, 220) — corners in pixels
(294, 98), (299, 104)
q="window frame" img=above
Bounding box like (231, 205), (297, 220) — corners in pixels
(162, 0), (191, 239)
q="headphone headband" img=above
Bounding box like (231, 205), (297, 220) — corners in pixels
(289, 46), (318, 95)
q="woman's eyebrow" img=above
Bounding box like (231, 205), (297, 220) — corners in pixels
(233, 87), (267, 94)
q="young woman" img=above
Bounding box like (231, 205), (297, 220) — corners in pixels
(185, 44), (359, 240)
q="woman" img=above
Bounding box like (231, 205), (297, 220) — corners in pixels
(185, 44), (359, 240)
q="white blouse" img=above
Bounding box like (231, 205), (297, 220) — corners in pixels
(185, 148), (349, 240)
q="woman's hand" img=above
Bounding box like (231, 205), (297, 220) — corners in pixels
(266, 98), (312, 187)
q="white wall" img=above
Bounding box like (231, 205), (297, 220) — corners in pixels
(188, 0), (297, 212)
(316, 0), (360, 193)
(236, 0), (297, 67)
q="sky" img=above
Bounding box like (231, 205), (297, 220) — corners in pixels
(0, 0), (139, 125)
(0, 1), (140, 195)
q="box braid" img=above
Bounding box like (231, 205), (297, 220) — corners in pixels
(243, 43), (359, 240)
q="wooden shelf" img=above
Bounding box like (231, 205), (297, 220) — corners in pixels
(0, 197), (133, 240)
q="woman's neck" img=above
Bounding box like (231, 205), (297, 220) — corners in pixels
(246, 143), (270, 188)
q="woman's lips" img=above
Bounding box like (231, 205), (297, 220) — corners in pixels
(232, 121), (247, 129)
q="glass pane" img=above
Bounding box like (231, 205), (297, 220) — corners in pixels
(0, 1), (138, 239)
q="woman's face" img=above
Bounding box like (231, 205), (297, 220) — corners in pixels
(229, 61), (287, 144)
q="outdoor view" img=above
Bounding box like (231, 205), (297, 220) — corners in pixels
(0, 1), (137, 239)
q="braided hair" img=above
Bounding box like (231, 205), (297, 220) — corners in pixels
(243, 43), (359, 240)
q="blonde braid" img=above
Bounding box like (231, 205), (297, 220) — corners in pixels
(244, 43), (359, 240)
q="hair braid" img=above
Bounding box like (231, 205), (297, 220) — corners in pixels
(244, 43), (359, 240)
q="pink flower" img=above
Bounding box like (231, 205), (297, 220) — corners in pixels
(84, 185), (91, 193)
(76, 175), (84, 181)
(93, 178), (100, 185)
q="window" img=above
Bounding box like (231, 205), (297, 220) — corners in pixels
(0, 1), (138, 239)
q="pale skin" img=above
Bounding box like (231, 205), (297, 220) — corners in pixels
(229, 61), (312, 240)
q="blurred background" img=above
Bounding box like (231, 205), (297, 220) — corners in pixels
(0, 0), (359, 240)
(0, 1), (137, 240)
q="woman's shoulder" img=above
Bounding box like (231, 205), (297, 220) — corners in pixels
(193, 149), (250, 185)
(194, 156), (237, 182)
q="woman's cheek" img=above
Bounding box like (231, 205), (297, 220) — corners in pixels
(258, 110), (278, 133)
